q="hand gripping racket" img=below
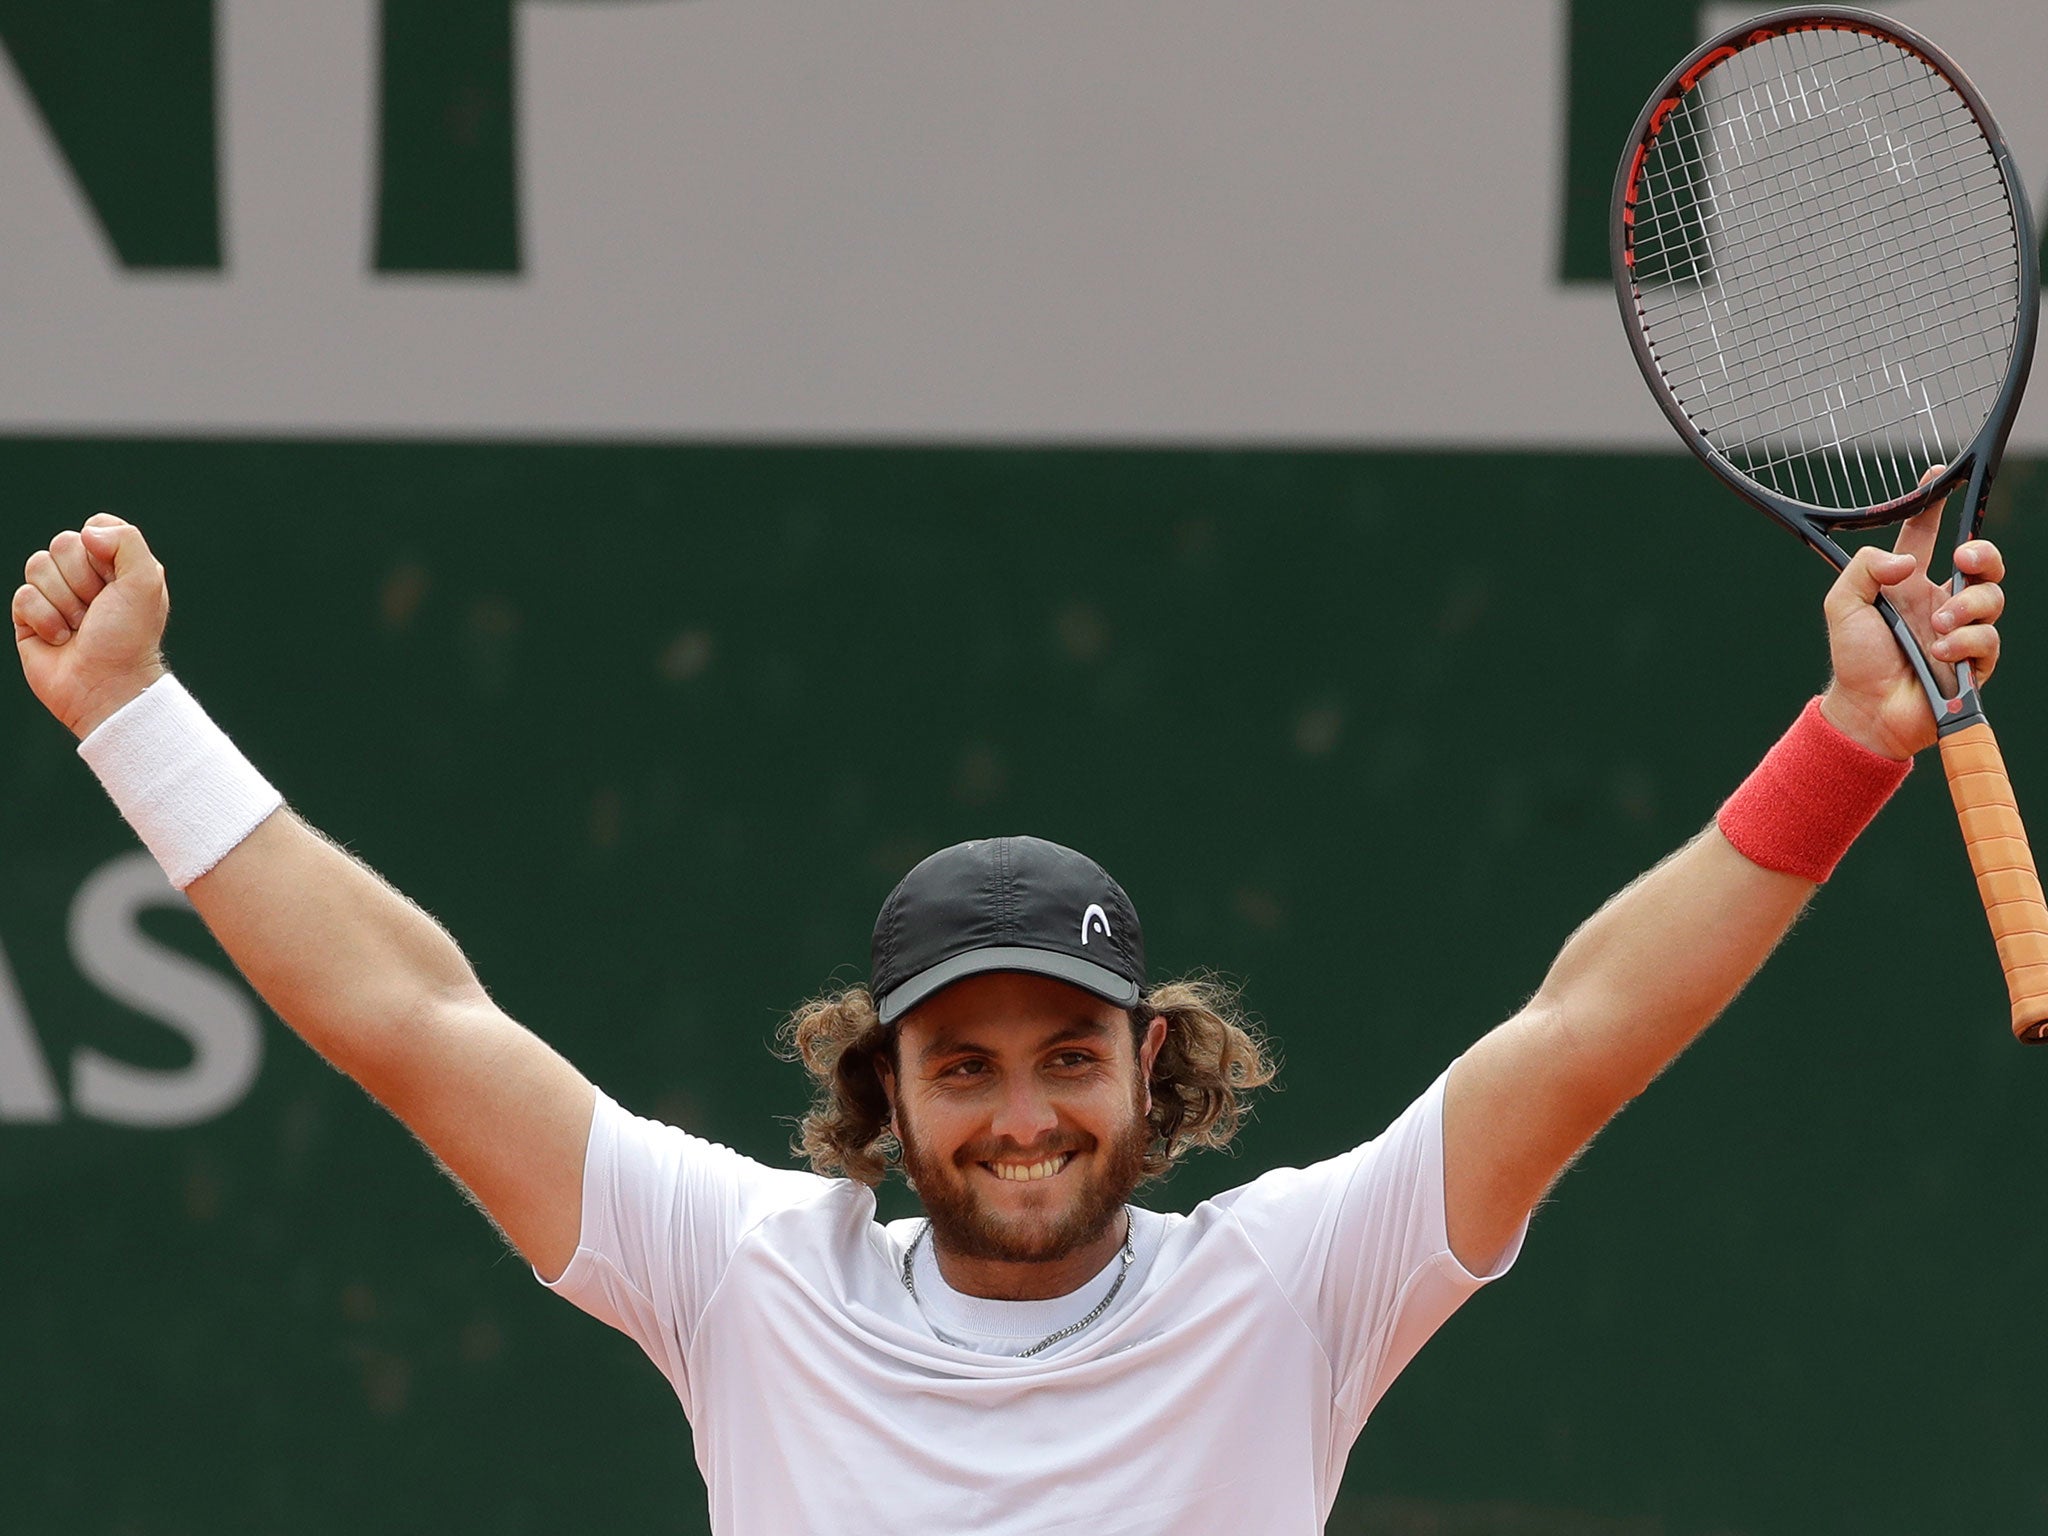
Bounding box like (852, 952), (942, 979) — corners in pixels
(1610, 7), (2048, 1039)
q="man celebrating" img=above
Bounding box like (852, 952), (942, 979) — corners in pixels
(13, 504), (2009, 1533)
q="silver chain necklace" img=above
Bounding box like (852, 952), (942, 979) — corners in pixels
(901, 1208), (1135, 1359)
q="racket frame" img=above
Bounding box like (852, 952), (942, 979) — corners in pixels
(1610, 5), (2040, 736)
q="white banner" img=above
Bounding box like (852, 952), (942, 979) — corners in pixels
(2, 0), (2045, 446)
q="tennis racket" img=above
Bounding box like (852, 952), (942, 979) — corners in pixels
(1610, 7), (2047, 1040)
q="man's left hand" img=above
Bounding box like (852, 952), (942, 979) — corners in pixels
(1819, 482), (2005, 760)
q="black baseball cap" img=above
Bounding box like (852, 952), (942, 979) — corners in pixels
(871, 836), (1147, 1025)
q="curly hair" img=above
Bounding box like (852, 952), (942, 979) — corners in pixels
(775, 975), (1278, 1187)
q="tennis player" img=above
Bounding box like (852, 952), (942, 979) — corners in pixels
(12, 506), (2010, 1534)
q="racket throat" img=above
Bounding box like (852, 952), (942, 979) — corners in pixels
(1876, 594), (1986, 735)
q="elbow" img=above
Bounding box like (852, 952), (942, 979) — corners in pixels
(305, 982), (495, 1107)
(1514, 992), (1660, 1125)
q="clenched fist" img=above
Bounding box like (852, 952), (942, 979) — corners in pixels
(12, 514), (170, 739)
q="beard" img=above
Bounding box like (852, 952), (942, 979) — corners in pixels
(897, 1084), (1150, 1265)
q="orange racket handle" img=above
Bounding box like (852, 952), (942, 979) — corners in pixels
(1940, 720), (2048, 1041)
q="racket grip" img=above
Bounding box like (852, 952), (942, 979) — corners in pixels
(1939, 721), (2048, 1042)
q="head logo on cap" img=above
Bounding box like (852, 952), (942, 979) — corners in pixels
(1081, 904), (1111, 945)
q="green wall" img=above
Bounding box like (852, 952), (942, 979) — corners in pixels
(6, 442), (2048, 1534)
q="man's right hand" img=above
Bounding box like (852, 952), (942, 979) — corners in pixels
(12, 514), (170, 739)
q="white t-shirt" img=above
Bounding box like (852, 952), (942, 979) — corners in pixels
(542, 1070), (1520, 1536)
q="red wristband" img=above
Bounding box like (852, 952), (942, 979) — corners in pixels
(1716, 697), (1911, 882)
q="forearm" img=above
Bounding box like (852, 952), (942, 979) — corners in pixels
(1443, 829), (1809, 1266)
(1524, 688), (1915, 1108)
(21, 523), (595, 1272)
(184, 808), (492, 1091)
(1445, 694), (1916, 1267)
(92, 694), (595, 1270)
(68, 668), (492, 1089)
(1520, 825), (1811, 1103)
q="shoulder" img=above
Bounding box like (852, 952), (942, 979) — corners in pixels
(592, 1090), (839, 1218)
(1201, 1070), (1451, 1226)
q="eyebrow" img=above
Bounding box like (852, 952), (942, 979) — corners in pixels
(914, 1015), (1118, 1067)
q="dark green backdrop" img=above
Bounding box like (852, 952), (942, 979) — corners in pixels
(6, 442), (2048, 1534)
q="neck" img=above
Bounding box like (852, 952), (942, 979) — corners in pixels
(928, 1210), (1130, 1302)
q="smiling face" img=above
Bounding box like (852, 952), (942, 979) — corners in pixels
(883, 970), (1166, 1276)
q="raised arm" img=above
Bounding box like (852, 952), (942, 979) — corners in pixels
(13, 515), (594, 1279)
(1442, 507), (2008, 1271)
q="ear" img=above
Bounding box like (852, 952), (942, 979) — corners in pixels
(875, 1053), (900, 1136)
(1136, 1014), (1168, 1115)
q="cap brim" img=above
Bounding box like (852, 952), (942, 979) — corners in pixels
(877, 945), (1142, 1025)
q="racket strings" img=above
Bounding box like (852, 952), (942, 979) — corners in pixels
(1642, 33), (2012, 503)
(1706, 134), (2010, 402)
(1648, 245), (2011, 416)
(1646, 67), (2005, 431)
(1633, 55), (1982, 258)
(1639, 39), (2007, 341)
(1626, 25), (2021, 512)
(1638, 148), (2008, 323)
(1654, 249), (2014, 429)
(1629, 54), (1987, 295)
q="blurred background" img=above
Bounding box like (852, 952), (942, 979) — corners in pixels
(6, 3), (2048, 1533)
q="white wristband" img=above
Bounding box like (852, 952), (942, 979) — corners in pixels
(76, 674), (285, 889)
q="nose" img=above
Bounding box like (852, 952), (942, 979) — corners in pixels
(988, 1073), (1059, 1148)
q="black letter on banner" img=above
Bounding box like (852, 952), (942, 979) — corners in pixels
(375, 0), (521, 273)
(1557, 0), (1701, 285)
(0, 0), (221, 269)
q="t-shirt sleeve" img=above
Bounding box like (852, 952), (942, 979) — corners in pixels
(538, 1090), (832, 1408)
(1216, 1068), (1525, 1431)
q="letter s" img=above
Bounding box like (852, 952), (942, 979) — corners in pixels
(67, 853), (264, 1127)
(0, 936), (62, 1122)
